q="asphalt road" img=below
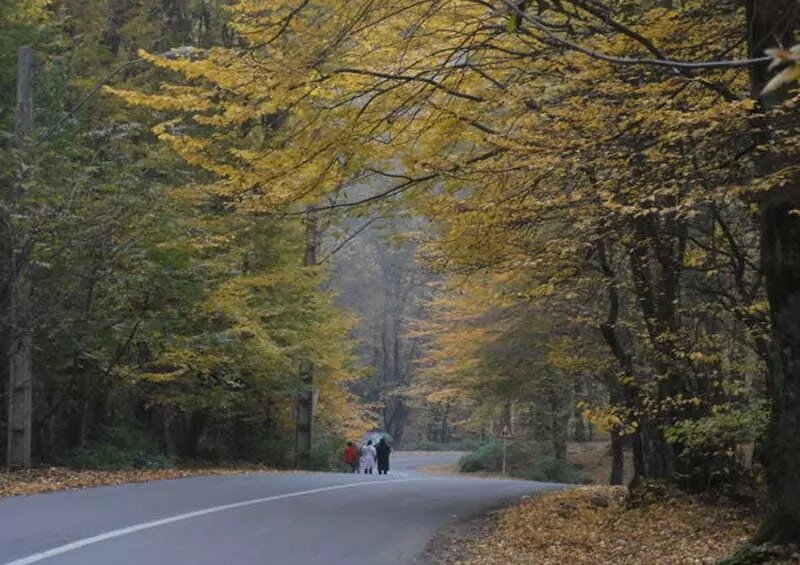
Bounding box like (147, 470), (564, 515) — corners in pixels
(0, 452), (560, 565)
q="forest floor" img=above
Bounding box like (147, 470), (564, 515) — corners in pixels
(0, 465), (281, 498)
(424, 485), (763, 564)
(421, 442), (800, 564)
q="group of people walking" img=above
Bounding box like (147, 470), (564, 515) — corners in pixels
(343, 438), (391, 475)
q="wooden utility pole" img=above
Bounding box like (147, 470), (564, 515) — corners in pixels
(6, 46), (35, 469)
(295, 209), (318, 467)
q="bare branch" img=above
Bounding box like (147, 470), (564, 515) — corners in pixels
(318, 217), (379, 264)
(500, 0), (770, 70)
(334, 68), (485, 101)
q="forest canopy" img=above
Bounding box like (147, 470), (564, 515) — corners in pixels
(3, 0), (800, 547)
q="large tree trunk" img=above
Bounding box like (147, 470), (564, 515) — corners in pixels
(640, 420), (673, 479)
(6, 46), (35, 470)
(758, 190), (800, 542)
(628, 212), (688, 480)
(179, 411), (207, 459)
(747, 0), (800, 544)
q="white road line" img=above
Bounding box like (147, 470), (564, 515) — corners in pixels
(5, 478), (421, 565)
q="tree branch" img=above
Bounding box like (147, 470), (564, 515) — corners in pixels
(500, 0), (770, 70)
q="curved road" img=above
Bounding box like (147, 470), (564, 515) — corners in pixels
(0, 453), (560, 565)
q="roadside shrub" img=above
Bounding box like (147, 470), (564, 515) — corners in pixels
(307, 434), (349, 472)
(524, 456), (592, 484)
(229, 431), (293, 468)
(458, 440), (590, 483)
(66, 425), (174, 470)
(458, 441), (503, 472)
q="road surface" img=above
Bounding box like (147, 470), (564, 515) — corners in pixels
(0, 452), (561, 565)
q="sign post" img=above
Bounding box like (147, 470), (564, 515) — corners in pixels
(496, 424), (514, 475)
(502, 437), (507, 475)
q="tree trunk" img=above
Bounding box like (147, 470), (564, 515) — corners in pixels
(384, 398), (408, 445)
(6, 46), (35, 470)
(640, 421), (673, 479)
(628, 215), (686, 480)
(757, 194), (800, 542)
(573, 379), (588, 442)
(631, 423), (646, 479)
(606, 382), (626, 485)
(179, 411), (207, 459)
(746, 0), (800, 543)
(597, 240), (646, 480)
(295, 210), (318, 467)
(440, 403), (449, 444)
(609, 425), (624, 486)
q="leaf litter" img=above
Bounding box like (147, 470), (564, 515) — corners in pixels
(434, 486), (759, 564)
(0, 466), (280, 499)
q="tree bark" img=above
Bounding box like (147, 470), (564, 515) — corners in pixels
(295, 210), (318, 467)
(596, 240), (645, 480)
(6, 46), (35, 470)
(179, 411), (207, 459)
(609, 425), (625, 485)
(747, 0), (800, 543)
(757, 191), (800, 542)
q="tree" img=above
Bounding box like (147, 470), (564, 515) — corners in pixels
(747, 0), (800, 543)
(0, 0), (365, 468)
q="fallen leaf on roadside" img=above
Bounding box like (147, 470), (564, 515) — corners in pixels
(434, 486), (758, 565)
(0, 466), (280, 499)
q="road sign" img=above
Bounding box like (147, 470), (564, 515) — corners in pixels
(497, 424), (514, 440)
(496, 425), (513, 475)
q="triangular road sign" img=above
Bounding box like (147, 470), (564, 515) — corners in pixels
(497, 424), (514, 440)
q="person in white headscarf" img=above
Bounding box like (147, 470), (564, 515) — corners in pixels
(360, 440), (377, 474)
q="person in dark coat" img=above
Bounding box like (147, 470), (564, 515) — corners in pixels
(375, 437), (391, 475)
